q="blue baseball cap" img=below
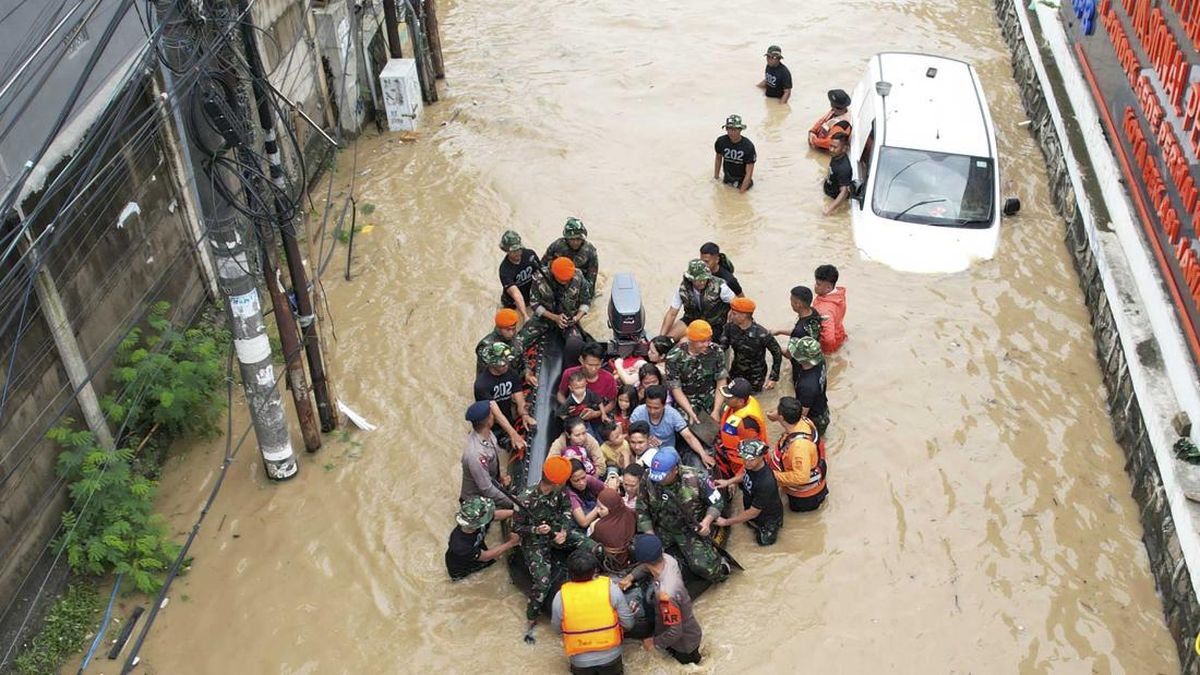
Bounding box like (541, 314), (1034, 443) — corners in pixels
(465, 400), (491, 423)
(633, 534), (664, 563)
(648, 447), (679, 482)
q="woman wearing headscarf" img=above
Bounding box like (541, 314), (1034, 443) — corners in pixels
(590, 487), (638, 571)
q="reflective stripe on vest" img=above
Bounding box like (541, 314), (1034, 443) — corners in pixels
(771, 422), (825, 498)
(561, 577), (622, 656)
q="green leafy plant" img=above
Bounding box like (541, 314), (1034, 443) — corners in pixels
(11, 584), (102, 675)
(49, 423), (180, 593)
(102, 301), (229, 441)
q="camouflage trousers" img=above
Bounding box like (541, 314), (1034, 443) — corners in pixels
(663, 532), (727, 583)
(685, 391), (717, 419)
(728, 364), (768, 391)
(523, 532), (598, 620)
(517, 317), (559, 351)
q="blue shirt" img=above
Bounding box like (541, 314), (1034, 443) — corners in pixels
(629, 404), (687, 448)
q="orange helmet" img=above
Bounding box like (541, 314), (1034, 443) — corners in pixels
(730, 297), (756, 314)
(543, 456), (572, 485)
(686, 320), (713, 342)
(494, 308), (519, 328)
(550, 257), (576, 283)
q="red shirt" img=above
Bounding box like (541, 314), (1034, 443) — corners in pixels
(557, 366), (618, 402)
(812, 287), (847, 353)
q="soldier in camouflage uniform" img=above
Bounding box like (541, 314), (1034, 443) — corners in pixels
(517, 257), (594, 350)
(665, 320), (729, 424)
(542, 217), (599, 289)
(658, 259), (736, 339)
(787, 336), (830, 437)
(512, 456), (600, 639)
(636, 447), (729, 582)
(475, 308), (528, 382)
(721, 296), (782, 391)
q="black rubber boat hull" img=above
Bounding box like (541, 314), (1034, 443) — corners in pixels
(505, 316), (733, 635)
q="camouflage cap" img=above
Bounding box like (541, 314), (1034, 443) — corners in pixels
(482, 342), (513, 367)
(456, 496), (496, 529)
(723, 114), (747, 130)
(737, 438), (769, 461)
(787, 336), (823, 365)
(499, 230), (523, 252)
(563, 217), (587, 239)
(684, 258), (714, 281)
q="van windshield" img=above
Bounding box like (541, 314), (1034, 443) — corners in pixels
(871, 147), (994, 228)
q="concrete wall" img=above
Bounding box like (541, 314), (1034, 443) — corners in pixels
(255, 0), (336, 171)
(994, 0), (1200, 669)
(0, 74), (209, 624)
(0, 0), (335, 641)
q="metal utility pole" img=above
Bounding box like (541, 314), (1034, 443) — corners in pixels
(238, 1), (337, 433)
(153, 0), (297, 479)
(404, 0), (437, 103)
(383, 0), (403, 58)
(239, 187), (321, 451)
(423, 0), (444, 79)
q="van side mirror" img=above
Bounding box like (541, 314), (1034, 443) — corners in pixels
(1003, 197), (1021, 216)
(854, 182), (866, 207)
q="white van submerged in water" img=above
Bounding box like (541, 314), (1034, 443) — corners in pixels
(847, 52), (1019, 274)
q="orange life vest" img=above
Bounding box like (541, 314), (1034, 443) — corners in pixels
(769, 419), (826, 498)
(717, 397), (769, 478)
(561, 577), (622, 656)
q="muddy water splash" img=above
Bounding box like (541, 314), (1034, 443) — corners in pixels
(127, 0), (1179, 672)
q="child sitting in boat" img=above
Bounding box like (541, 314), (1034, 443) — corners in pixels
(612, 385), (638, 434)
(557, 370), (604, 430)
(598, 421), (633, 479)
(561, 444), (597, 476)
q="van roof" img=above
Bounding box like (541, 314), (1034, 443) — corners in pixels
(873, 52), (992, 158)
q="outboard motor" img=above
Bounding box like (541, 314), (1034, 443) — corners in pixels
(607, 273), (647, 357)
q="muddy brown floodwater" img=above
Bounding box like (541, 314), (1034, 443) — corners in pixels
(115, 0), (1185, 672)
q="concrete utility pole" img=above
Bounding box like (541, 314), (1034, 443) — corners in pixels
(238, 1), (338, 432)
(153, 0), (297, 479)
(18, 229), (114, 449)
(246, 202), (323, 451)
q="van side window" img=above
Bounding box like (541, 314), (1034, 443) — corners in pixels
(855, 122), (875, 198)
(859, 122), (876, 175)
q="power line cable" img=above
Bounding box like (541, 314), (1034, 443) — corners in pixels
(0, 273), (210, 669)
(0, 239), (204, 483)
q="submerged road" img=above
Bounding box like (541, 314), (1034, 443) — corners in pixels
(131, 0), (1179, 671)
